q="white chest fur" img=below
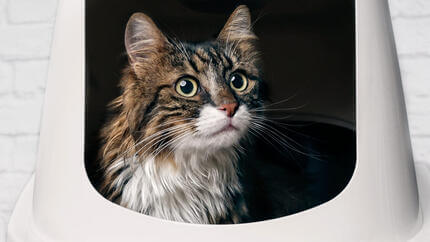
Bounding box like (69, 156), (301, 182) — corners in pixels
(112, 148), (242, 224)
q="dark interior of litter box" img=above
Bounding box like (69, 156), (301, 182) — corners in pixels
(85, 0), (356, 222)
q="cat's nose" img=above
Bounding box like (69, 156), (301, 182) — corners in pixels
(218, 103), (238, 117)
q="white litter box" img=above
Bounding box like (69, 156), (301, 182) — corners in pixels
(7, 0), (430, 241)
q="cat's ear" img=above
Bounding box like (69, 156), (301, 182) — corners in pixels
(125, 13), (167, 66)
(217, 5), (257, 43)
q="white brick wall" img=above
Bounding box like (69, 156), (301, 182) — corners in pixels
(390, 0), (430, 166)
(0, 1), (57, 240)
(0, 0), (429, 241)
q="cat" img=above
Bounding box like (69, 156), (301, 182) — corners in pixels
(98, 5), (264, 224)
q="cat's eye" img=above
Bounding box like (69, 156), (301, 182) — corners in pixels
(229, 72), (248, 92)
(175, 77), (198, 97)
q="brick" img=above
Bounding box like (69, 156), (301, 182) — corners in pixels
(14, 60), (48, 94)
(0, 218), (7, 242)
(0, 215), (5, 242)
(411, 137), (430, 164)
(0, 0), (6, 26)
(0, 210), (14, 241)
(0, 94), (44, 135)
(409, 113), (430, 137)
(0, 25), (53, 60)
(389, 0), (430, 17)
(0, 173), (31, 213)
(0, 137), (13, 171)
(404, 95), (430, 116)
(400, 57), (430, 97)
(0, 61), (13, 94)
(399, 57), (430, 116)
(8, 0), (58, 24)
(11, 135), (38, 172)
(392, 17), (430, 55)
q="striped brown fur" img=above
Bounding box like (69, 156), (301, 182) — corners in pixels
(98, 5), (265, 223)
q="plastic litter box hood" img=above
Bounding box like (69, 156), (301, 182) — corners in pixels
(7, 0), (430, 241)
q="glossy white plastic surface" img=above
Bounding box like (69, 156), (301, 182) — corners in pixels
(8, 0), (429, 241)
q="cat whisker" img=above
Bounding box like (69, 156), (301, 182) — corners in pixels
(247, 124), (293, 158)
(258, 93), (300, 108)
(250, 123), (303, 160)
(141, 125), (195, 154)
(136, 122), (194, 145)
(234, 113), (320, 159)
(259, 114), (296, 121)
(250, 115), (319, 138)
(252, 103), (307, 112)
(136, 125), (195, 160)
(135, 118), (197, 133)
(148, 128), (196, 159)
(255, 114), (297, 122)
(247, 114), (298, 126)
(251, 120), (302, 147)
(249, 120), (321, 160)
(164, 133), (192, 160)
(113, 123), (195, 162)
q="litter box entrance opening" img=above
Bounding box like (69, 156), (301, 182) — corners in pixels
(85, 0), (356, 223)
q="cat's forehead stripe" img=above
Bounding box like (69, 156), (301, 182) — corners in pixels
(208, 47), (222, 64)
(178, 44), (235, 83)
(194, 48), (211, 64)
(221, 51), (233, 68)
(204, 47), (221, 66)
(187, 57), (200, 73)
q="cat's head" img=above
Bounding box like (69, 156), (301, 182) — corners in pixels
(121, 5), (264, 155)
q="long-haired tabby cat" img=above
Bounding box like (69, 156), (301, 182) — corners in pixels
(99, 5), (264, 224)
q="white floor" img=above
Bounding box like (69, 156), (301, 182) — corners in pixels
(1, 0), (430, 241)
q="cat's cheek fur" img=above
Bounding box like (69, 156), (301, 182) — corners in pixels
(177, 104), (251, 151)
